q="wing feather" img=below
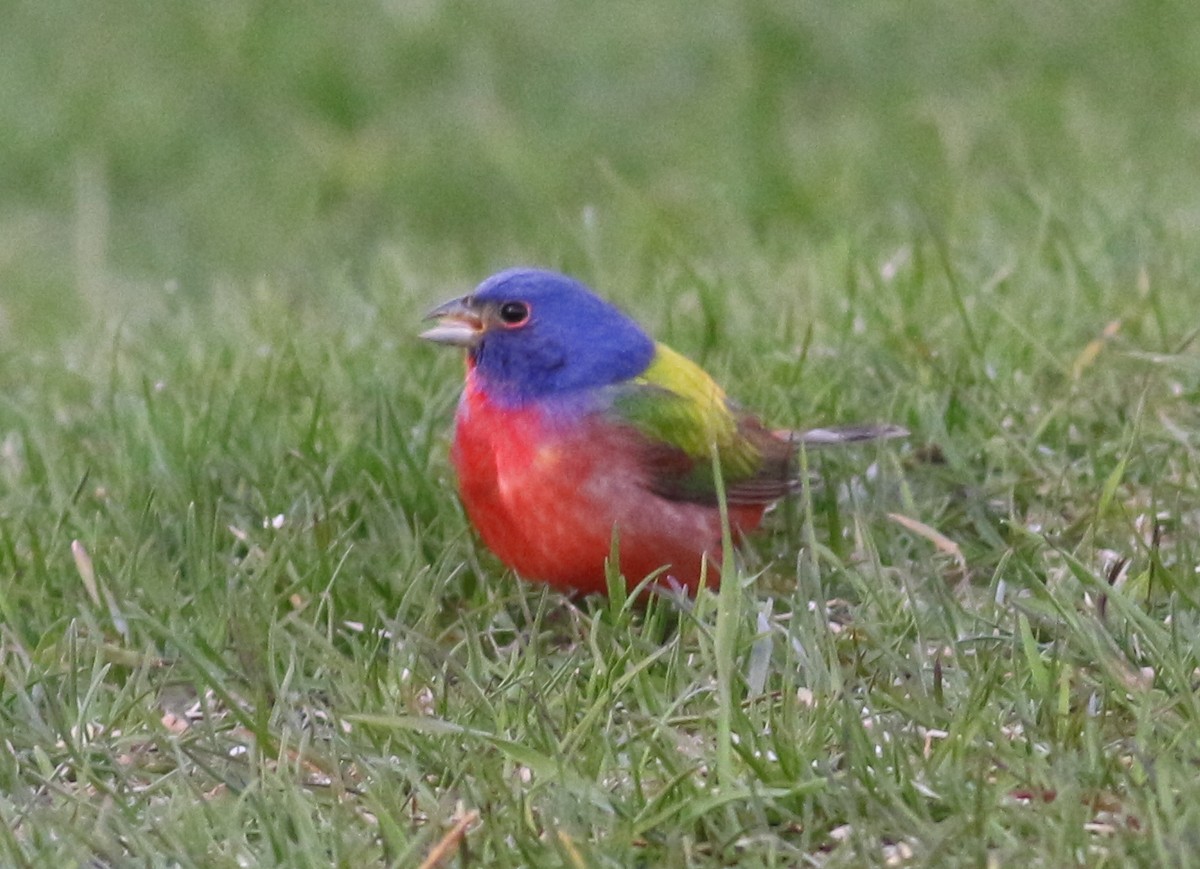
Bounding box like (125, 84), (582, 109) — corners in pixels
(606, 344), (799, 506)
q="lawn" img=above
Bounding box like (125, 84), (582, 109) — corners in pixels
(1, 0), (1199, 865)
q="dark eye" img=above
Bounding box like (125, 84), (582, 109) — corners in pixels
(498, 301), (530, 326)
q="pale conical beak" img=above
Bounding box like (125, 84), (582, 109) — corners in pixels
(420, 296), (484, 348)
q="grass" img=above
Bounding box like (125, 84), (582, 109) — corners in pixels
(2, 0), (1200, 865)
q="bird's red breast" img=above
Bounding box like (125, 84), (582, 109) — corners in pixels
(450, 368), (766, 596)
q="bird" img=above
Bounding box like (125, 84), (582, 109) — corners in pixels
(421, 268), (905, 597)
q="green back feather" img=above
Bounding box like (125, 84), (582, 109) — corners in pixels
(607, 343), (797, 505)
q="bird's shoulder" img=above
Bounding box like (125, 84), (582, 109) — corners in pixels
(609, 342), (736, 453)
(603, 343), (798, 505)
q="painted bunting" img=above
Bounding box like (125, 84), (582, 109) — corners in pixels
(422, 268), (905, 596)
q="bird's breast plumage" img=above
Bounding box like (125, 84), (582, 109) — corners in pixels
(450, 370), (765, 595)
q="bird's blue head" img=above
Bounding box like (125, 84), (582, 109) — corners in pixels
(421, 268), (656, 406)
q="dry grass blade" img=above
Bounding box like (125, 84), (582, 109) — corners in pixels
(887, 513), (967, 574)
(416, 810), (480, 869)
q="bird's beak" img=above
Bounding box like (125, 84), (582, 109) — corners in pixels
(420, 296), (484, 348)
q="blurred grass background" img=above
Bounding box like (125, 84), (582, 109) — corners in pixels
(4, 0), (1198, 328)
(3, 0), (1200, 865)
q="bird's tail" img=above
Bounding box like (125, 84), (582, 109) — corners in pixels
(778, 423), (909, 447)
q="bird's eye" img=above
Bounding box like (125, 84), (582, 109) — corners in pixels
(498, 301), (530, 326)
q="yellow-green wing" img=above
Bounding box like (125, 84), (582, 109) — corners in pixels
(606, 343), (798, 505)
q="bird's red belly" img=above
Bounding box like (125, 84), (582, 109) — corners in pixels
(450, 387), (763, 595)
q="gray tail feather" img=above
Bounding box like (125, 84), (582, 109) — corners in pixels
(779, 423), (909, 447)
